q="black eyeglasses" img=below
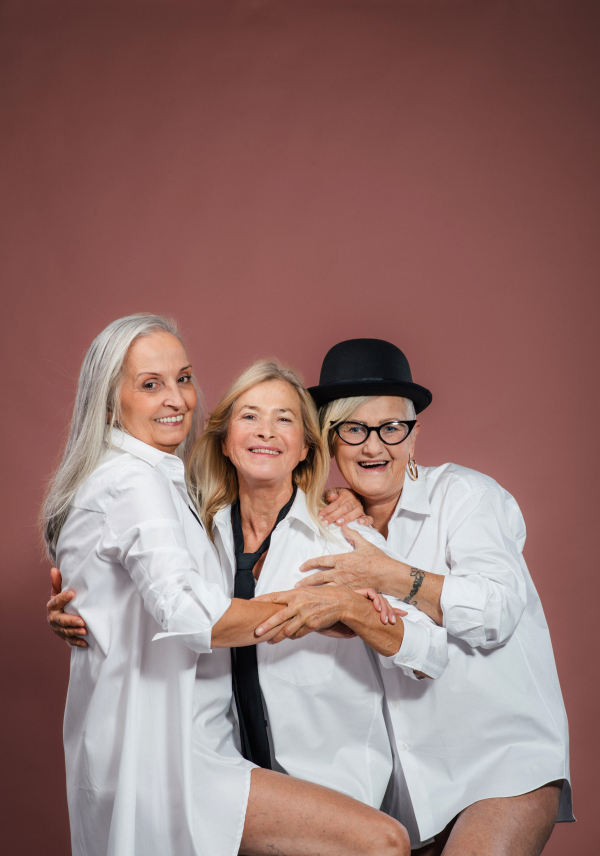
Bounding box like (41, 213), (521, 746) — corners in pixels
(332, 420), (417, 446)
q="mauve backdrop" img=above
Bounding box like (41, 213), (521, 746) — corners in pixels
(1, 1), (598, 853)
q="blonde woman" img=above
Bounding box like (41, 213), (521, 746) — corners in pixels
(43, 316), (411, 856)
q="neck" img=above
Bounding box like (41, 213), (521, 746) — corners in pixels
(237, 476), (294, 552)
(361, 492), (401, 539)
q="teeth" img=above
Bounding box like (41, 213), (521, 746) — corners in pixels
(359, 461), (387, 467)
(156, 415), (184, 423)
(250, 449), (280, 455)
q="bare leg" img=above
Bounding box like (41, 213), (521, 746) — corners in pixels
(413, 781), (563, 856)
(240, 767), (410, 856)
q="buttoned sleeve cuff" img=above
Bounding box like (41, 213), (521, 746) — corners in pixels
(152, 572), (232, 654)
(379, 616), (448, 681)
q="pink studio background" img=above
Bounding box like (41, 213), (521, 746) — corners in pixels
(1, 1), (598, 852)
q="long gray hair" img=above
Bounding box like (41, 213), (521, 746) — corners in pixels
(40, 313), (199, 561)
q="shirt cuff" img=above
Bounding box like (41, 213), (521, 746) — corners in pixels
(378, 618), (431, 680)
(152, 576), (232, 654)
(440, 574), (488, 645)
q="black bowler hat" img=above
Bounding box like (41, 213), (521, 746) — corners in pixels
(308, 338), (432, 413)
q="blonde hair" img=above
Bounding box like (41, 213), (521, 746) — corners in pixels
(40, 314), (200, 561)
(189, 359), (329, 538)
(319, 395), (416, 456)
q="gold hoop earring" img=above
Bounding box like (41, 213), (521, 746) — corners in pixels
(407, 458), (418, 481)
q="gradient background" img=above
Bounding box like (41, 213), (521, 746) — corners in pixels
(1, 1), (598, 853)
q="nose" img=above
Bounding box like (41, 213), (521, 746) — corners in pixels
(362, 430), (385, 456)
(163, 381), (186, 409)
(254, 418), (276, 440)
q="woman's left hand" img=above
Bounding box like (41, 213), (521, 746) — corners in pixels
(318, 488), (373, 527)
(297, 524), (394, 593)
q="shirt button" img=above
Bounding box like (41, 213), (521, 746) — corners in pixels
(401, 657), (409, 664)
(391, 700), (399, 709)
(401, 743), (409, 751)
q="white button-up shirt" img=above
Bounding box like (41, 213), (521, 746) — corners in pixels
(57, 430), (253, 856)
(212, 489), (448, 810)
(379, 463), (573, 845)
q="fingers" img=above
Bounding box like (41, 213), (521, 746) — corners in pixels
(357, 516), (373, 527)
(46, 589), (76, 612)
(340, 523), (370, 548)
(255, 606), (297, 637)
(355, 588), (396, 625)
(66, 638), (89, 649)
(52, 613), (86, 630)
(50, 567), (63, 597)
(294, 570), (335, 588)
(298, 555), (336, 573)
(393, 607), (408, 617)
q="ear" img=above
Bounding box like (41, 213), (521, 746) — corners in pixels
(299, 441), (309, 462)
(221, 435), (230, 458)
(409, 421), (420, 455)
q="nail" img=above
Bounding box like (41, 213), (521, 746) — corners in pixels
(391, 616), (396, 624)
(256, 627), (263, 635)
(336, 518), (345, 525)
(76, 620), (84, 626)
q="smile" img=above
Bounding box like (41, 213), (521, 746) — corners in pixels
(155, 415), (184, 424)
(358, 461), (389, 469)
(248, 448), (281, 455)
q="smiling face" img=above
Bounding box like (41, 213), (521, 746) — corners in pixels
(333, 396), (419, 504)
(221, 379), (309, 491)
(118, 331), (197, 454)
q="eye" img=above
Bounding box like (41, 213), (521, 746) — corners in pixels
(143, 381), (159, 390)
(178, 374), (191, 384)
(242, 413), (256, 420)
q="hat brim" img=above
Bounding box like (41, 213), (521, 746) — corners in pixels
(308, 380), (432, 413)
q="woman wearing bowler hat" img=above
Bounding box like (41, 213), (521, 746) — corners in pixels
(285, 338), (572, 854)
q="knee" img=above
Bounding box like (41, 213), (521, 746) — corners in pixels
(369, 817), (411, 856)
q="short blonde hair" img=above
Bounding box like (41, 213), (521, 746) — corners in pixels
(189, 359), (330, 538)
(319, 395), (416, 456)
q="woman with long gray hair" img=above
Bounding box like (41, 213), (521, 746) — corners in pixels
(41, 314), (410, 856)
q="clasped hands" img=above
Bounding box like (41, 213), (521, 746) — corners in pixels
(254, 526), (405, 644)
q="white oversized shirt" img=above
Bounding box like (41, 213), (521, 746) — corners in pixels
(212, 489), (448, 809)
(57, 430), (254, 856)
(379, 463), (573, 845)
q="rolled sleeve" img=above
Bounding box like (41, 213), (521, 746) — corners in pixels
(441, 489), (527, 648)
(102, 462), (231, 654)
(379, 601), (448, 680)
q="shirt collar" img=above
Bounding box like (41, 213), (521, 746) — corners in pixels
(394, 469), (432, 517)
(110, 428), (185, 478)
(213, 487), (320, 538)
(286, 488), (321, 536)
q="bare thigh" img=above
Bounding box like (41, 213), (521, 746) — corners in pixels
(239, 767), (410, 856)
(413, 781), (563, 856)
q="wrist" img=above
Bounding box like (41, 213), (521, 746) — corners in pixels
(341, 590), (373, 630)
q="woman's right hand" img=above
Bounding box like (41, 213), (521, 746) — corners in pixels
(47, 568), (89, 648)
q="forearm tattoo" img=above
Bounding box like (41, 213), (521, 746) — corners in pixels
(403, 568), (425, 606)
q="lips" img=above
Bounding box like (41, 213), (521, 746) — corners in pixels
(357, 461), (389, 469)
(248, 447), (281, 455)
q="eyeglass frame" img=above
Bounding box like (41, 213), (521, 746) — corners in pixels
(331, 419), (417, 446)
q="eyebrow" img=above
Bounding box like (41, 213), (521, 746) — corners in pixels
(134, 364), (192, 381)
(240, 405), (294, 413)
